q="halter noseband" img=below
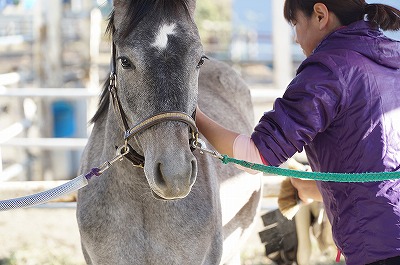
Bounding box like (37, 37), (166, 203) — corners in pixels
(108, 42), (199, 168)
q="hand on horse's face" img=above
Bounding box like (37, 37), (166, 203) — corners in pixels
(290, 178), (323, 203)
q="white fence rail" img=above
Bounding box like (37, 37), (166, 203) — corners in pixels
(0, 120), (30, 144)
(0, 87), (98, 98)
(2, 137), (88, 149)
(0, 87), (96, 182)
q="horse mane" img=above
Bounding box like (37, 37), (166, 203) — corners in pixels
(90, 0), (191, 124)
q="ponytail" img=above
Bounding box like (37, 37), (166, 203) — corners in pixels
(365, 4), (400, 31)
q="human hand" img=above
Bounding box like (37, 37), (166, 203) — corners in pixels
(290, 178), (323, 203)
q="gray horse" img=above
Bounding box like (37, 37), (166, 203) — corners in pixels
(76, 1), (262, 264)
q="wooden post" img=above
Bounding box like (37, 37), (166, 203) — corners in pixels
(33, 0), (46, 87)
(32, 0), (63, 87)
(73, 0), (97, 177)
(44, 0), (64, 181)
(87, 7), (102, 126)
(33, 0), (65, 180)
(80, 0), (94, 86)
(46, 0), (63, 88)
(272, 0), (293, 91)
(72, 0), (96, 136)
(89, 8), (101, 91)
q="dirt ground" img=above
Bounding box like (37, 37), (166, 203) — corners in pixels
(0, 205), (343, 265)
(0, 206), (276, 265)
(0, 207), (85, 265)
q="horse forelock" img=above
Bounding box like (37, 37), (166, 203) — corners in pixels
(107, 0), (191, 41)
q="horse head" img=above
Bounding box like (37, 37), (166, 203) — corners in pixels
(106, 0), (204, 200)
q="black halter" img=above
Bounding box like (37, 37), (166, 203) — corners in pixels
(107, 42), (199, 168)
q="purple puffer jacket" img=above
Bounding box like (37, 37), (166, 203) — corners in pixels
(252, 20), (400, 265)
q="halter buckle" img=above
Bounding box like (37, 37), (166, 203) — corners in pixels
(109, 72), (117, 90)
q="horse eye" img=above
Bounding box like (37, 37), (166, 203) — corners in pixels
(118, 56), (133, 69)
(196, 55), (209, 69)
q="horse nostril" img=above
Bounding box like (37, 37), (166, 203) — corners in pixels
(154, 162), (167, 190)
(151, 156), (197, 199)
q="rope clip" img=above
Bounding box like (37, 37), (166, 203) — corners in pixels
(192, 138), (223, 160)
(97, 145), (130, 174)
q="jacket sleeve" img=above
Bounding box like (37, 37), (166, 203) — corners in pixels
(233, 134), (265, 174)
(251, 62), (344, 166)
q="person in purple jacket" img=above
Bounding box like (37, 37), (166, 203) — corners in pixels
(196, 1), (400, 264)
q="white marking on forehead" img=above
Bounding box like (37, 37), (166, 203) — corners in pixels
(152, 23), (176, 50)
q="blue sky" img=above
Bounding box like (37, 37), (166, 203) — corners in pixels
(232, 0), (273, 35)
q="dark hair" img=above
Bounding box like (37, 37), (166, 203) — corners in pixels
(283, 0), (400, 31)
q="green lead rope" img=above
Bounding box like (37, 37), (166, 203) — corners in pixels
(221, 155), (400, 182)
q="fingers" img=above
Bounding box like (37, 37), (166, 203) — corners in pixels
(290, 178), (323, 203)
